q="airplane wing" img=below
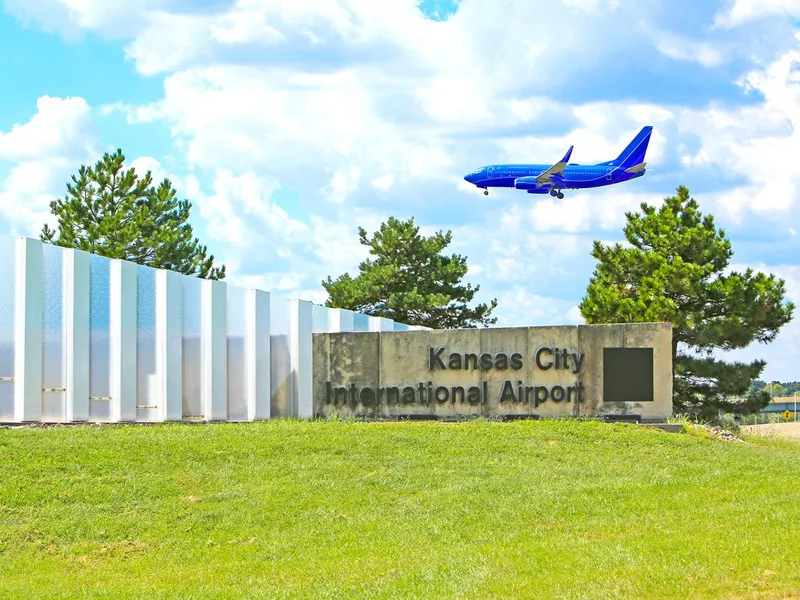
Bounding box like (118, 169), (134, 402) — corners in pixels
(534, 146), (573, 185)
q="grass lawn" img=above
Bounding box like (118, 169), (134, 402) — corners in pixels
(1, 419), (799, 599)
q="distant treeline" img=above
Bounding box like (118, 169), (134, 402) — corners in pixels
(751, 380), (800, 396)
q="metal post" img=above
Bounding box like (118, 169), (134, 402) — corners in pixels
(109, 259), (137, 422)
(201, 278), (227, 421)
(14, 237), (43, 422)
(245, 288), (270, 421)
(156, 269), (183, 421)
(63, 248), (90, 422)
(290, 299), (312, 419)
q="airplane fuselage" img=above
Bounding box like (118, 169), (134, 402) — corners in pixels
(463, 125), (653, 197)
(464, 163), (644, 194)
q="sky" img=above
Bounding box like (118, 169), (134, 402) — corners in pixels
(0, 0), (799, 382)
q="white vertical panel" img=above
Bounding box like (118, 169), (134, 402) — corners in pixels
(368, 316), (394, 331)
(14, 237), (43, 422)
(246, 289), (270, 420)
(290, 299), (312, 419)
(63, 248), (90, 422)
(109, 259), (137, 422)
(202, 278), (227, 421)
(330, 308), (354, 332)
(156, 270), (183, 421)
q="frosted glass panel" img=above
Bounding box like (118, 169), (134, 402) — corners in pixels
(270, 295), (290, 336)
(181, 274), (202, 418)
(42, 243), (65, 421)
(137, 265), (158, 422)
(227, 285), (247, 420)
(0, 382), (11, 421)
(312, 304), (331, 333)
(89, 254), (110, 422)
(354, 312), (369, 332)
(42, 391), (64, 421)
(0, 234), (423, 423)
(270, 295), (292, 418)
(0, 235), (15, 420)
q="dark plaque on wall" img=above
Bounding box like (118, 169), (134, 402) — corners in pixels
(603, 347), (654, 403)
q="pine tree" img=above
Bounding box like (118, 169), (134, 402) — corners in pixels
(579, 185), (794, 419)
(41, 149), (224, 280)
(322, 217), (497, 328)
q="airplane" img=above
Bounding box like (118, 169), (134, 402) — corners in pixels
(463, 125), (653, 198)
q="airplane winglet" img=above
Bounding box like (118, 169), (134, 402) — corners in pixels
(562, 145), (573, 164)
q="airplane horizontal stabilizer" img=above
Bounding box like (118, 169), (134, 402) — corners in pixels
(624, 162), (647, 174)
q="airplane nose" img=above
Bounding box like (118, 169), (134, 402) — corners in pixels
(464, 173), (476, 183)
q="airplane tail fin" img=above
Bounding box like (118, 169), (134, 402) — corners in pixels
(597, 126), (653, 168)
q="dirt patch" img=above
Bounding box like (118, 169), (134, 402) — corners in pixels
(741, 422), (800, 440)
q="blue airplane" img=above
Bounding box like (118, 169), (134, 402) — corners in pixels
(463, 125), (653, 198)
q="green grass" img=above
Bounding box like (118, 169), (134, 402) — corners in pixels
(1, 420), (799, 599)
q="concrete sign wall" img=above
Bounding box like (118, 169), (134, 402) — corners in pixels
(313, 322), (673, 421)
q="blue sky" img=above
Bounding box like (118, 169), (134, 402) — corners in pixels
(1, 0), (799, 382)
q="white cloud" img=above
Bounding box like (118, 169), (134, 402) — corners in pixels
(0, 161), (64, 235)
(414, 74), (492, 123)
(0, 96), (94, 161)
(654, 33), (727, 67)
(493, 188), (658, 235)
(0, 96), (99, 234)
(713, 0), (800, 28)
(238, 272), (307, 294)
(190, 169), (307, 252)
(308, 213), (373, 276)
(130, 65), (445, 186)
(129, 156), (167, 183)
(321, 165), (362, 204)
(3, 0), (170, 43)
(674, 36), (800, 221)
(371, 174), (394, 190)
(180, 169), (385, 302)
(491, 287), (585, 328)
